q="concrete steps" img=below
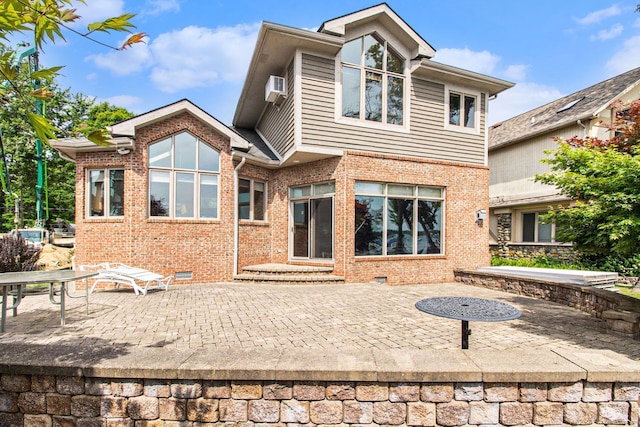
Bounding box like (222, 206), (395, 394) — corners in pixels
(234, 263), (345, 285)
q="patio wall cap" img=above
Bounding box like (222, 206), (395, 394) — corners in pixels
(1, 345), (636, 383)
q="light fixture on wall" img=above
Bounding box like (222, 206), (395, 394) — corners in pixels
(475, 209), (486, 223)
(117, 148), (131, 155)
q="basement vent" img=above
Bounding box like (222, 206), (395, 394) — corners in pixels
(374, 276), (387, 284)
(175, 271), (193, 280)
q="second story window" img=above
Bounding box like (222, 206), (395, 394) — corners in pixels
(341, 33), (405, 126)
(148, 132), (220, 219)
(87, 169), (124, 218)
(446, 87), (480, 133)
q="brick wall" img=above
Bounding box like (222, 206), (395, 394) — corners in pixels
(1, 375), (638, 426)
(72, 111), (490, 285)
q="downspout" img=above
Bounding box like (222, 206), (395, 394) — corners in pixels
(577, 119), (587, 138)
(232, 152), (246, 278)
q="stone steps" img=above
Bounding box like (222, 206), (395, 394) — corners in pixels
(235, 263), (345, 285)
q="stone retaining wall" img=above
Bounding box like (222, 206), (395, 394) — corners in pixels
(1, 374), (639, 426)
(454, 269), (640, 339)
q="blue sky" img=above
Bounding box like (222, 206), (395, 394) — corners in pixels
(31, 0), (640, 126)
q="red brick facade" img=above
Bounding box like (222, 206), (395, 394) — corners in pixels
(73, 111), (490, 285)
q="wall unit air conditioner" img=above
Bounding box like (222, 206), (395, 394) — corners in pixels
(265, 75), (287, 103)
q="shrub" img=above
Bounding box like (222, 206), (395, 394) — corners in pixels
(0, 235), (42, 272)
(490, 256), (582, 270)
(576, 253), (640, 277)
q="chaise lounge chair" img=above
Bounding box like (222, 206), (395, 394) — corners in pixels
(79, 263), (172, 296)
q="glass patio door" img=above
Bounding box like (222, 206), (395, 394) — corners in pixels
(290, 182), (335, 260)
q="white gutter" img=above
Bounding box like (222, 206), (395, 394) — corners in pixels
(232, 152), (246, 277)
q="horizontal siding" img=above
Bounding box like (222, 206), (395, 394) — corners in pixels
(257, 62), (295, 157)
(300, 53), (487, 165)
(489, 123), (583, 185)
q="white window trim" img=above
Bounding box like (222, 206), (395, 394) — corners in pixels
(148, 132), (220, 220)
(238, 178), (268, 222)
(334, 32), (411, 133)
(354, 182), (446, 257)
(444, 85), (481, 135)
(86, 168), (124, 218)
(518, 210), (556, 243)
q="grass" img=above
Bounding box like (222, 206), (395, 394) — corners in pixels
(617, 286), (640, 300)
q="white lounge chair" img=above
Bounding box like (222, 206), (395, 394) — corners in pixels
(79, 263), (172, 296)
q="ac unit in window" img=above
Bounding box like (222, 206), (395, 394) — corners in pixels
(265, 75), (287, 103)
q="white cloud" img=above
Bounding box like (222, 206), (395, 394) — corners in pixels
(100, 95), (143, 111)
(575, 5), (621, 25)
(71, 0), (125, 27)
(86, 36), (154, 75)
(606, 35), (640, 74)
(590, 23), (624, 41)
(503, 64), (528, 82)
(433, 47), (500, 75)
(148, 24), (260, 93)
(142, 0), (180, 16)
(489, 82), (563, 125)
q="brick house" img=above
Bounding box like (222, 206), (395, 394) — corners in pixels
(52, 4), (513, 285)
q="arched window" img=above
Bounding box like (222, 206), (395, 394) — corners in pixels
(341, 33), (405, 125)
(148, 132), (220, 219)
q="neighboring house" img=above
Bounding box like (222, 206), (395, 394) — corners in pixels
(52, 4), (512, 285)
(488, 66), (640, 261)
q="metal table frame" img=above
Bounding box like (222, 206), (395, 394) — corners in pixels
(0, 270), (98, 332)
(415, 296), (521, 349)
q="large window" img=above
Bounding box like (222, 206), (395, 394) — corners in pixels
(355, 182), (444, 256)
(87, 169), (124, 217)
(148, 132), (220, 219)
(522, 212), (553, 243)
(446, 87), (479, 133)
(239, 178), (266, 221)
(341, 33), (405, 125)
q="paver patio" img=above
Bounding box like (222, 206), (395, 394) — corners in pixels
(1, 281), (638, 361)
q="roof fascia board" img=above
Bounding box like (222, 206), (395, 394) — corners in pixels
(414, 59), (514, 95)
(233, 22), (343, 125)
(319, 3), (435, 58)
(489, 113), (598, 152)
(591, 79), (640, 116)
(111, 99), (249, 150)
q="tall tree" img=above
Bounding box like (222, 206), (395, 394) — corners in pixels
(536, 99), (640, 256)
(0, 0), (144, 144)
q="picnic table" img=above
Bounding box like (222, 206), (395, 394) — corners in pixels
(0, 269), (98, 332)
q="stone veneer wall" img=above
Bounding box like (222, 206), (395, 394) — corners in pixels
(454, 269), (640, 339)
(1, 374), (639, 426)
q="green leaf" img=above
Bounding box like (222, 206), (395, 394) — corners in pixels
(27, 113), (57, 144)
(30, 66), (64, 81)
(85, 128), (112, 146)
(86, 13), (136, 34)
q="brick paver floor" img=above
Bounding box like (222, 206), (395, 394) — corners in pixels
(1, 281), (639, 360)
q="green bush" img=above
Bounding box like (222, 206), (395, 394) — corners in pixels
(576, 253), (640, 277)
(0, 235), (41, 272)
(490, 256), (582, 270)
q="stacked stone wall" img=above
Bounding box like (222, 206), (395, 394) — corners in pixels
(1, 375), (638, 426)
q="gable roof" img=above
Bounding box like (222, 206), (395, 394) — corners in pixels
(319, 3), (435, 59)
(489, 67), (640, 150)
(51, 99), (274, 162)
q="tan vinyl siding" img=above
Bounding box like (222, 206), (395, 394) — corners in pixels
(257, 62), (295, 157)
(300, 53), (487, 165)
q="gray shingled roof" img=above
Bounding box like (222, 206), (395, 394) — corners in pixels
(489, 67), (640, 149)
(232, 127), (280, 161)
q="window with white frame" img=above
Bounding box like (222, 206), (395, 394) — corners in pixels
(239, 178), (266, 221)
(341, 33), (405, 125)
(522, 211), (553, 243)
(446, 88), (479, 132)
(148, 132), (220, 219)
(87, 169), (124, 217)
(355, 182), (444, 256)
